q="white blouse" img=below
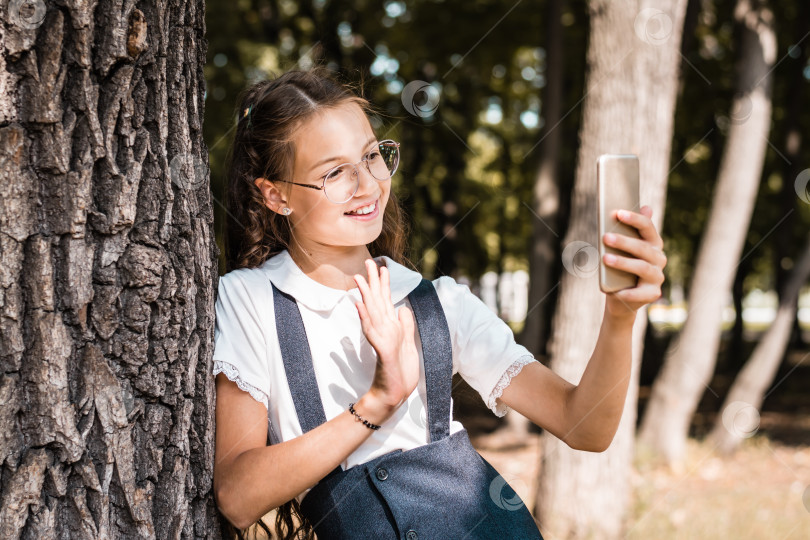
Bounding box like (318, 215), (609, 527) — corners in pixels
(212, 249), (536, 504)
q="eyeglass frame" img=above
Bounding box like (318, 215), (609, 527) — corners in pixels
(272, 139), (401, 204)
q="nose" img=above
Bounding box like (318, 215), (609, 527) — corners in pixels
(354, 161), (380, 194)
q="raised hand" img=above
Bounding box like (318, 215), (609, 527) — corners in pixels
(601, 205), (668, 320)
(353, 259), (420, 411)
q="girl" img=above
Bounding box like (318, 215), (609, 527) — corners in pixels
(212, 68), (667, 540)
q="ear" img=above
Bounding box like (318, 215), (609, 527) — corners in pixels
(254, 177), (288, 214)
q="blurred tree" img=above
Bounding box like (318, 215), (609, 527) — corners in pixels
(708, 233), (810, 454)
(518, 0), (565, 360)
(0, 0), (220, 539)
(534, 1), (687, 538)
(773, 1), (810, 349)
(638, 0), (777, 464)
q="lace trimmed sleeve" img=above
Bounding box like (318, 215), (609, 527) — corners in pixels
(434, 276), (538, 417)
(212, 271), (273, 411)
(213, 360), (269, 409)
(486, 355), (535, 417)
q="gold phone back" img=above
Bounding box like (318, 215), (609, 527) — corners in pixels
(597, 154), (641, 293)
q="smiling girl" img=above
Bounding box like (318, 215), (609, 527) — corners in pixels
(212, 68), (666, 540)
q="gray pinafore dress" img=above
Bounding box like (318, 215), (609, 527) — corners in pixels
(270, 277), (544, 540)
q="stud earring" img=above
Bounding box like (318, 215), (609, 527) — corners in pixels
(281, 207), (292, 216)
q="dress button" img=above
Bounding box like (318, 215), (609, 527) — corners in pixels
(405, 530), (418, 540)
(376, 467), (389, 481)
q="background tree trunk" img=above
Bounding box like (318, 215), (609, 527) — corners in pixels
(637, 0), (776, 465)
(533, 1), (687, 538)
(0, 1), (220, 538)
(707, 233), (810, 454)
(519, 0), (564, 361)
(499, 0), (566, 446)
(773, 0), (810, 350)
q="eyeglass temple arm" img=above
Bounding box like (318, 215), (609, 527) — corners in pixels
(277, 179), (324, 191)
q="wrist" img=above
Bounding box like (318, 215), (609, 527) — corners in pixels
(604, 308), (636, 328)
(356, 392), (396, 425)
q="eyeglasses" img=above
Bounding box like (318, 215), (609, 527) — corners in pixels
(275, 140), (400, 204)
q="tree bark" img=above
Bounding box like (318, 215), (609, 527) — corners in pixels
(533, 1), (687, 538)
(519, 0), (564, 361)
(706, 233), (810, 454)
(637, 0), (776, 465)
(0, 1), (220, 538)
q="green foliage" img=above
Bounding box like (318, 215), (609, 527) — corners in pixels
(203, 0), (810, 295)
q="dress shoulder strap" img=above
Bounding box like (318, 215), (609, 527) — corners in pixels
(271, 277), (453, 446)
(407, 278), (453, 443)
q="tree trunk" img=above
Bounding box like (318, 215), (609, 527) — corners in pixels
(773, 0), (810, 349)
(519, 0), (564, 361)
(637, 0), (776, 465)
(533, 1), (687, 538)
(706, 233), (810, 454)
(0, 1), (220, 538)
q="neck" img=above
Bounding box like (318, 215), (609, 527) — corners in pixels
(287, 242), (383, 291)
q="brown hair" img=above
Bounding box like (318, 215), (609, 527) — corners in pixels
(219, 67), (412, 539)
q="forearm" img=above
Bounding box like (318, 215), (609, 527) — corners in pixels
(564, 306), (635, 451)
(216, 392), (394, 529)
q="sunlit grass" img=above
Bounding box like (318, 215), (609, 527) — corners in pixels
(627, 436), (809, 539)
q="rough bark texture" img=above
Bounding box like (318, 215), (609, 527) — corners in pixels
(637, 0), (776, 465)
(533, 1), (687, 538)
(707, 234), (810, 454)
(0, 0), (220, 537)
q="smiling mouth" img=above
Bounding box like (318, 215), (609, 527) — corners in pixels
(344, 198), (379, 216)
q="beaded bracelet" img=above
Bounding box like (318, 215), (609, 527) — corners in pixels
(348, 402), (381, 430)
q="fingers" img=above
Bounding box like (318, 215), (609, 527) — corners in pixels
(603, 231), (668, 269)
(354, 259), (396, 322)
(380, 265), (395, 319)
(364, 259), (384, 317)
(398, 305), (414, 331)
(614, 207), (664, 250)
(354, 260), (382, 319)
(609, 283), (663, 304)
(355, 301), (378, 342)
(603, 252), (664, 284)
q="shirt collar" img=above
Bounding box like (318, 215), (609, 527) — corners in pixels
(260, 249), (424, 312)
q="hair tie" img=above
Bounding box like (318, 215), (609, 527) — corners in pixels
(243, 103), (254, 128)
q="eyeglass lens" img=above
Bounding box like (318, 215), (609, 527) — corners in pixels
(324, 141), (400, 203)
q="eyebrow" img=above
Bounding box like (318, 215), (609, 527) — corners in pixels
(309, 136), (379, 172)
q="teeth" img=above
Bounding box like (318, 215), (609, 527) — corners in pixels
(346, 202), (376, 215)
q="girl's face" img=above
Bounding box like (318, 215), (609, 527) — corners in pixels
(265, 101), (391, 254)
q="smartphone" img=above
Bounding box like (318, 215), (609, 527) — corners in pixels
(597, 154), (641, 293)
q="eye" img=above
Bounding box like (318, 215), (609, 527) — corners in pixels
(324, 167), (343, 181)
(366, 150), (381, 161)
